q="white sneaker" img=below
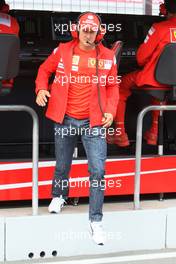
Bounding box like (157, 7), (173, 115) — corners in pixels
(48, 196), (66, 213)
(90, 221), (105, 245)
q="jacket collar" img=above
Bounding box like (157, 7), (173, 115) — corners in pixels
(60, 39), (106, 78)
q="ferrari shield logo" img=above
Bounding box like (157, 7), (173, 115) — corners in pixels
(88, 58), (96, 68)
(170, 28), (176, 43)
(88, 58), (106, 69)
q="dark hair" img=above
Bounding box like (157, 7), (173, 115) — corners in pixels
(165, 0), (176, 14)
(0, 0), (5, 9)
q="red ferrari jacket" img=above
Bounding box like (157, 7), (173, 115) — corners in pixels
(35, 40), (119, 127)
(0, 12), (19, 35)
(136, 16), (176, 87)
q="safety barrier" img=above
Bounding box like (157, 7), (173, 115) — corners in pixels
(0, 105), (39, 215)
(134, 105), (176, 210)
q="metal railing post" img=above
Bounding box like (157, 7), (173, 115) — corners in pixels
(143, 0), (152, 15)
(134, 105), (176, 210)
(0, 105), (39, 215)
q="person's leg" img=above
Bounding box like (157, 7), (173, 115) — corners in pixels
(144, 98), (166, 145)
(114, 71), (139, 147)
(52, 118), (78, 199)
(81, 126), (107, 222)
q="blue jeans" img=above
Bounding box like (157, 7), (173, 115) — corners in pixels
(52, 115), (107, 222)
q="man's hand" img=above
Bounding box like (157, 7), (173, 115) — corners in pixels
(36, 90), (51, 107)
(101, 113), (113, 128)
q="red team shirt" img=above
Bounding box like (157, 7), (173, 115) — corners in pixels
(136, 17), (176, 87)
(66, 45), (97, 119)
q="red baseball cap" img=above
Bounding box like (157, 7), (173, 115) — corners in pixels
(79, 12), (100, 32)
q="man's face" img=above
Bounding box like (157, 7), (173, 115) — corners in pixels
(79, 26), (97, 48)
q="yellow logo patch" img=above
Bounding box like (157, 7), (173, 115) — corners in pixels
(170, 28), (176, 43)
(72, 55), (80, 65)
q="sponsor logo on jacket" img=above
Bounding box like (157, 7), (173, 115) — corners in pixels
(88, 58), (112, 69)
(170, 28), (176, 43)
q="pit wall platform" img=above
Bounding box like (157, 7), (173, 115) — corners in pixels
(0, 207), (176, 261)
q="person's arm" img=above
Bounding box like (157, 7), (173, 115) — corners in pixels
(35, 47), (60, 106)
(35, 47), (59, 93)
(136, 23), (160, 67)
(102, 55), (119, 127)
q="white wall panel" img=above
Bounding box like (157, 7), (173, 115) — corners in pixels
(7, 0), (159, 15)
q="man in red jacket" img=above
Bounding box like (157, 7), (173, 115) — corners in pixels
(35, 12), (119, 245)
(113, 0), (176, 147)
(0, 0), (19, 92)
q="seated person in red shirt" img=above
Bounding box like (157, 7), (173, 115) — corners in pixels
(0, 0), (19, 92)
(113, 0), (176, 146)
